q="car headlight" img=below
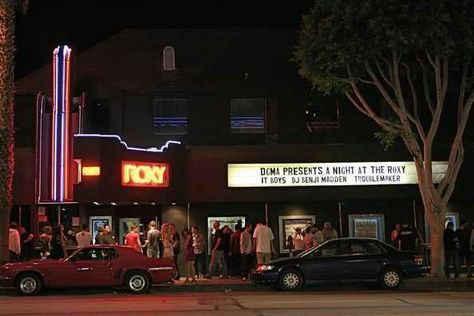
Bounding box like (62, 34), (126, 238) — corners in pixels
(256, 265), (275, 272)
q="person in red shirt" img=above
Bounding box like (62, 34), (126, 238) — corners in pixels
(124, 224), (142, 253)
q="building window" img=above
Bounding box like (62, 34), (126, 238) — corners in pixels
(163, 46), (175, 71)
(348, 214), (385, 240)
(306, 96), (340, 132)
(230, 98), (265, 134)
(153, 98), (188, 135)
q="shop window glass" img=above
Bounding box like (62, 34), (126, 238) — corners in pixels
(348, 214), (385, 241)
(230, 98), (265, 134)
(153, 98), (188, 135)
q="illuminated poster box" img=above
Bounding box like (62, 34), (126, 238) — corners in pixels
(228, 161), (448, 187)
(121, 161), (169, 187)
(82, 166), (100, 176)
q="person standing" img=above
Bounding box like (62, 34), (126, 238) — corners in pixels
(19, 226), (34, 261)
(95, 226), (105, 245)
(205, 221), (228, 279)
(293, 227), (305, 255)
(182, 228), (196, 284)
(161, 223), (173, 258)
(191, 226), (206, 278)
(390, 224), (401, 248)
(456, 220), (472, 278)
(315, 222), (337, 245)
(253, 219), (275, 265)
(222, 225), (232, 274)
(39, 226), (52, 259)
(170, 224), (181, 280)
(49, 225), (67, 259)
(145, 221), (161, 258)
(398, 223), (418, 251)
(76, 223), (92, 248)
(444, 222), (459, 279)
(240, 223), (253, 280)
(124, 224), (142, 253)
(101, 225), (117, 245)
(8, 222), (21, 262)
(230, 224), (242, 276)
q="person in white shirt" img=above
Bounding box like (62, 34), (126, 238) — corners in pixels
(76, 223), (93, 248)
(9, 222), (21, 262)
(240, 223), (253, 280)
(253, 219), (275, 265)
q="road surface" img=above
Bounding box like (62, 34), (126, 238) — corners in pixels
(0, 290), (473, 315)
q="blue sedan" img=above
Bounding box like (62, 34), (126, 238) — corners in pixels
(251, 238), (426, 290)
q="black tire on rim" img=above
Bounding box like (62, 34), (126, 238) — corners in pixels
(16, 273), (42, 296)
(278, 270), (303, 291)
(126, 271), (151, 294)
(380, 269), (401, 289)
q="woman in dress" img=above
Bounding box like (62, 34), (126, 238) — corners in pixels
(182, 228), (196, 284)
(161, 223), (173, 258)
(124, 224), (142, 253)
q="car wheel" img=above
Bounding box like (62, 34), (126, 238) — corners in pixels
(16, 273), (42, 296)
(380, 269), (401, 289)
(278, 270), (303, 291)
(126, 271), (151, 294)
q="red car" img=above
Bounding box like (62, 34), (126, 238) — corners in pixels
(0, 245), (174, 295)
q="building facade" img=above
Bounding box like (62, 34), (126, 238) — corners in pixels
(13, 28), (474, 261)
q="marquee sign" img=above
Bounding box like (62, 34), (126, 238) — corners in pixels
(228, 161), (448, 187)
(121, 161), (169, 188)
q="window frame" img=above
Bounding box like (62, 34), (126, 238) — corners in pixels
(152, 97), (188, 136)
(230, 97), (266, 134)
(163, 46), (176, 71)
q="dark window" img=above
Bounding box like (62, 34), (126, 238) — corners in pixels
(72, 248), (117, 261)
(305, 95), (340, 132)
(349, 241), (385, 255)
(315, 240), (350, 257)
(230, 98), (265, 134)
(153, 98), (188, 135)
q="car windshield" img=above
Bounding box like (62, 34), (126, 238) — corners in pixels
(65, 248), (82, 261)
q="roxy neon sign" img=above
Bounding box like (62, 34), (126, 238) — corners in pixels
(121, 161), (169, 187)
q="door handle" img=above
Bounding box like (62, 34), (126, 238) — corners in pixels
(76, 267), (91, 271)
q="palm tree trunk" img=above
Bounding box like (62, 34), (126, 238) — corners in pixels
(0, 0), (16, 264)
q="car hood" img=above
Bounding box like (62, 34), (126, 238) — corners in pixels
(267, 256), (303, 266)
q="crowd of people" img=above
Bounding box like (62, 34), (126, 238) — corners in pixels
(8, 222), (35, 262)
(9, 218), (474, 281)
(443, 220), (474, 279)
(286, 221), (338, 256)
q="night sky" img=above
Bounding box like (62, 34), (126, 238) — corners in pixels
(14, 0), (315, 79)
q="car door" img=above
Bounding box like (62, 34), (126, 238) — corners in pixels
(342, 240), (385, 280)
(299, 240), (351, 282)
(87, 248), (117, 286)
(47, 249), (97, 287)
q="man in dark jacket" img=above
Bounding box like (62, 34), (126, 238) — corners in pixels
(444, 222), (459, 279)
(456, 220), (472, 278)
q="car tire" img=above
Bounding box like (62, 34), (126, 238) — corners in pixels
(380, 268), (401, 289)
(278, 270), (303, 291)
(126, 271), (151, 294)
(15, 273), (42, 296)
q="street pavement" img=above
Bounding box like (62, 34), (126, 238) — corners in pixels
(0, 290), (474, 315)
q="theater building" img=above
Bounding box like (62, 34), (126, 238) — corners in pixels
(13, 28), (474, 259)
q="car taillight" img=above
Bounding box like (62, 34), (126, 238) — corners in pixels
(414, 255), (423, 265)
